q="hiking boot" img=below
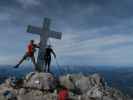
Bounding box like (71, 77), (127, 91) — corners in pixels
(14, 64), (19, 68)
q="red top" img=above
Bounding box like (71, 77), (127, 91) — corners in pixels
(27, 43), (34, 56)
(58, 88), (69, 100)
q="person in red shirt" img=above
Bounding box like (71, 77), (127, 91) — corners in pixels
(14, 40), (39, 70)
(58, 86), (69, 100)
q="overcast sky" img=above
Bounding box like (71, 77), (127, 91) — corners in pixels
(0, 0), (133, 67)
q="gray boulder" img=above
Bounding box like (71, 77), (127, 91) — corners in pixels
(23, 72), (56, 90)
(59, 74), (105, 93)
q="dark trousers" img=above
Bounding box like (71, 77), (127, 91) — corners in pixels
(16, 52), (37, 70)
(44, 56), (51, 72)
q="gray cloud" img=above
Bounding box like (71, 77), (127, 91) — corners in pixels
(0, 0), (133, 66)
(1, 0), (133, 30)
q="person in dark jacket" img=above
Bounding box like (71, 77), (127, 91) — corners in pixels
(14, 40), (39, 70)
(44, 45), (56, 72)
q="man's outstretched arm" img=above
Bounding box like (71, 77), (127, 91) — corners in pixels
(34, 43), (40, 48)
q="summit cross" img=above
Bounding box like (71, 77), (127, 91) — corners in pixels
(27, 18), (62, 72)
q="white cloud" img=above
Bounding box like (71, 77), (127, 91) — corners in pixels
(17, 0), (41, 8)
(53, 33), (133, 55)
(48, 29), (133, 66)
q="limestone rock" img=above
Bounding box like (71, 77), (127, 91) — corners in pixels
(23, 72), (56, 90)
(17, 91), (57, 100)
(59, 73), (105, 94)
(0, 73), (132, 100)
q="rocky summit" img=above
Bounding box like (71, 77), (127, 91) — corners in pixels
(0, 72), (132, 100)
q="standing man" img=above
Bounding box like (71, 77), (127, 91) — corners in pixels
(14, 40), (39, 71)
(44, 45), (56, 72)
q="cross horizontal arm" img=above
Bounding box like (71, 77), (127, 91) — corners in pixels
(49, 31), (62, 39)
(27, 25), (42, 35)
